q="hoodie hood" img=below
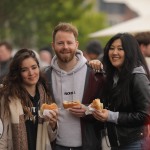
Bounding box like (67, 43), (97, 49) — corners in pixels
(132, 66), (146, 75)
(51, 50), (87, 75)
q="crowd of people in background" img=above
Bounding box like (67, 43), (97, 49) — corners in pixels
(0, 23), (150, 150)
(135, 32), (150, 71)
(0, 42), (12, 85)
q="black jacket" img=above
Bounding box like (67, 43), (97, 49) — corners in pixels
(105, 66), (150, 147)
(44, 65), (105, 150)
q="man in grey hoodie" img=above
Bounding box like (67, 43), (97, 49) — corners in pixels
(44, 22), (104, 150)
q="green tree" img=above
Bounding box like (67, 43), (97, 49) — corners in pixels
(0, 0), (107, 49)
(74, 11), (108, 50)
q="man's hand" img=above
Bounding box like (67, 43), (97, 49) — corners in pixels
(69, 105), (86, 118)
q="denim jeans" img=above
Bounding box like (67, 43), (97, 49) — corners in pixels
(111, 139), (146, 150)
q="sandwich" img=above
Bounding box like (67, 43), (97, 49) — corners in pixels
(90, 99), (103, 111)
(41, 103), (58, 112)
(63, 100), (81, 109)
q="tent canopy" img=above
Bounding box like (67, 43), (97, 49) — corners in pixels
(89, 16), (150, 38)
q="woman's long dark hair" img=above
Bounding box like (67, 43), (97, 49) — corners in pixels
(0, 49), (52, 116)
(102, 33), (150, 108)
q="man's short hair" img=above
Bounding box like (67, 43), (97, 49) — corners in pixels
(134, 32), (150, 46)
(52, 22), (78, 41)
(0, 41), (12, 51)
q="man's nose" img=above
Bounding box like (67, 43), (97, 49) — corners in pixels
(63, 43), (68, 49)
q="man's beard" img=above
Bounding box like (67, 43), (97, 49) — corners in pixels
(55, 51), (76, 63)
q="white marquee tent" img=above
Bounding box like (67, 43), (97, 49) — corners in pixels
(89, 0), (150, 38)
(89, 16), (150, 38)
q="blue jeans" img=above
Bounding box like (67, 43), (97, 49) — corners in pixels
(111, 139), (147, 150)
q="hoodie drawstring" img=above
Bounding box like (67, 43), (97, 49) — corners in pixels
(60, 71), (64, 102)
(73, 72), (75, 100)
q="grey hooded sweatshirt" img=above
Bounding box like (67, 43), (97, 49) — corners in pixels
(51, 50), (87, 147)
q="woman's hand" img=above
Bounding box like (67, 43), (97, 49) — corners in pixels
(45, 109), (58, 130)
(88, 59), (103, 72)
(92, 109), (109, 122)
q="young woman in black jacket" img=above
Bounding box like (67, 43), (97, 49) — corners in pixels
(93, 33), (150, 150)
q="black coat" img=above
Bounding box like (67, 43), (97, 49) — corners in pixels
(105, 73), (150, 147)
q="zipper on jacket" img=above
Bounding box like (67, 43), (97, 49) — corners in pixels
(107, 97), (121, 147)
(114, 107), (120, 147)
(114, 126), (120, 146)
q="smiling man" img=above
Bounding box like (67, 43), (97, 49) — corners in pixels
(44, 22), (105, 150)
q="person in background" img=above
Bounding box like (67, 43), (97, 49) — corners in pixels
(84, 40), (103, 61)
(135, 32), (150, 71)
(44, 22), (104, 150)
(39, 46), (54, 66)
(0, 49), (58, 150)
(0, 41), (12, 84)
(92, 33), (150, 150)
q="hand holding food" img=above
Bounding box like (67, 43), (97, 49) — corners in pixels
(90, 99), (103, 111)
(92, 109), (109, 122)
(63, 100), (86, 117)
(40, 103), (58, 129)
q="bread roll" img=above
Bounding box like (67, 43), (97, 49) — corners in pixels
(91, 99), (103, 111)
(41, 103), (58, 112)
(63, 100), (81, 109)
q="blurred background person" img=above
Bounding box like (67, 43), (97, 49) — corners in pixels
(0, 41), (12, 84)
(39, 45), (54, 66)
(135, 32), (150, 70)
(84, 40), (103, 61)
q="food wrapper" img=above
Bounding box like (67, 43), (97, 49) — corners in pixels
(85, 104), (103, 115)
(39, 108), (60, 118)
(39, 109), (52, 118)
(85, 104), (96, 115)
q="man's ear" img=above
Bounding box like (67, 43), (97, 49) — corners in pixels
(51, 42), (54, 50)
(76, 41), (79, 49)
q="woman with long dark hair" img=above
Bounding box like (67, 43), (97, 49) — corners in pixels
(0, 49), (58, 150)
(93, 33), (150, 150)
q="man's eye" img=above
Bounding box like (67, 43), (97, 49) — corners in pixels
(58, 43), (63, 45)
(68, 42), (73, 45)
